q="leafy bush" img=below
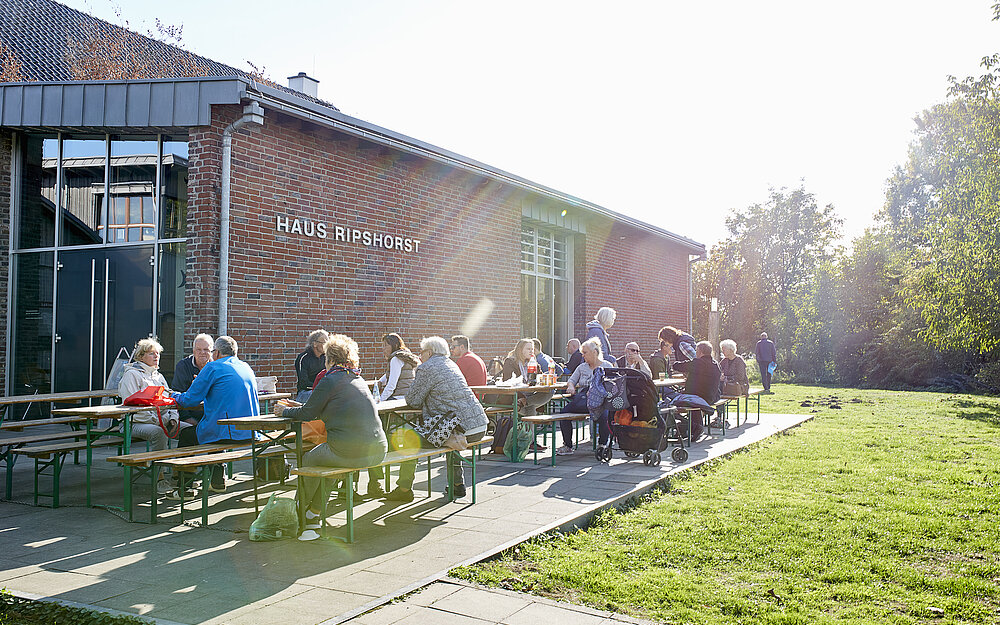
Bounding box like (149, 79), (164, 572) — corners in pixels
(0, 589), (152, 625)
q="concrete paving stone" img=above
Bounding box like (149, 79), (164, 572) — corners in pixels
(302, 568), (410, 597)
(349, 602), (428, 625)
(430, 584), (532, 622)
(502, 601), (610, 625)
(0, 562), (45, 583)
(392, 606), (493, 625)
(8, 569), (148, 606)
(217, 586), (373, 625)
(404, 580), (464, 606)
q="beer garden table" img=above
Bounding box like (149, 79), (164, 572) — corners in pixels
(468, 382), (567, 462)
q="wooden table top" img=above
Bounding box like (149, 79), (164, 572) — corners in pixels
(218, 397), (412, 430)
(654, 377), (687, 388)
(468, 383), (567, 394)
(52, 392), (292, 417)
(0, 389), (119, 406)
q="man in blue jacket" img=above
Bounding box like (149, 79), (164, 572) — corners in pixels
(755, 332), (777, 394)
(169, 335), (258, 497)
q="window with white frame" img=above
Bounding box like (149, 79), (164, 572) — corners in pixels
(520, 223), (573, 357)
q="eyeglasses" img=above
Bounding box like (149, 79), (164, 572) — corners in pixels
(626, 348), (639, 353)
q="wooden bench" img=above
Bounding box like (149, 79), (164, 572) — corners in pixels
(520, 413), (588, 466)
(721, 387), (765, 426)
(290, 436), (494, 543)
(106, 441), (259, 523)
(673, 399), (731, 441)
(12, 438), (122, 507)
(155, 445), (299, 526)
(1, 429), (98, 500)
(0, 416), (88, 432)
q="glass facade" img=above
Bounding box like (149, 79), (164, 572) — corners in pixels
(520, 223), (573, 356)
(9, 132), (189, 395)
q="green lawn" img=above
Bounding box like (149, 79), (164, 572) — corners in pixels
(452, 385), (1000, 624)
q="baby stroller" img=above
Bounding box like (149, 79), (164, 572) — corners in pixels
(590, 368), (688, 465)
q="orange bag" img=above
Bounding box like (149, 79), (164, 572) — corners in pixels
(301, 420), (327, 445)
(614, 409), (633, 426)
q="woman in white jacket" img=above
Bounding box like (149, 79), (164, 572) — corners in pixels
(119, 338), (190, 493)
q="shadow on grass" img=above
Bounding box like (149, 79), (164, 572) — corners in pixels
(949, 399), (1000, 428)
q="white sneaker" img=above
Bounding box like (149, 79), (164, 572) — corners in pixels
(156, 479), (174, 495)
(556, 445), (574, 456)
(298, 529), (320, 541)
(165, 488), (195, 501)
(304, 509), (320, 521)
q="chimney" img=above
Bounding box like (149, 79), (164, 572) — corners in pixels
(287, 72), (319, 98)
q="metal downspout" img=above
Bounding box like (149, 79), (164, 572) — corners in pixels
(219, 102), (264, 335)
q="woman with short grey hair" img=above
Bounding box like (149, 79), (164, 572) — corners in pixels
(586, 307), (617, 362)
(382, 336), (488, 502)
(719, 339), (749, 395)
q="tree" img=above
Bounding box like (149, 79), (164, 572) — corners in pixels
(0, 41), (24, 82)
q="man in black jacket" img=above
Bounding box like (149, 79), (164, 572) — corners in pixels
(294, 329), (329, 402)
(673, 341), (722, 405)
(755, 332), (777, 393)
(171, 333), (213, 425)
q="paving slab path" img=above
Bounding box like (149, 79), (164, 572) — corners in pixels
(0, 413), (811, 624)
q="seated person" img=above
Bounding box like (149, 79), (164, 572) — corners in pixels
(377, 333), (420, 401)
(616, 341), (652, 378)
(171, 333), (214, 425)
(383, 337), (488, 502)
(451, 335), (487, 387)
(719, 339), (750, 395)
(120, 338), (192, 494)
(564, 338), (583, 379)
(672, 341), (723, 432)
(275, 334), (388, 539)
(294, 329), (329, 403)
(170, 336), (257, 498)
(648, 339), (670, 380)
(555, 337), (615, 456)
(499, 338), (554, 416)
(531, 338), (562, 377)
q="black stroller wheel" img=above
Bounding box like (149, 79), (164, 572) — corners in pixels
(652, 452), (662, 466)
(672, 447), (688, 463)
(625, 451), (640, 458)
(642, 450), (652, 465)
(602, 445), (613, 462)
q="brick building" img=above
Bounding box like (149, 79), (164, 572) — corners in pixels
(0, 0), (705, 396)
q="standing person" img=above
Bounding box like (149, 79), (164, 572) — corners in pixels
(170, 336), (258, 498)
(658, 326), (697, 363)
(119, 338), (191, 494)
(555, 337), (615, 456)
(274, 334), (387, 539)
(171, 333), (214, 425)
(295, 329), (329, 403)
(564, 338), (583, 379)
(586, 307), (617, 362)
(450, 335), (487, 387)
(617, 341), (652, 378)
(377, 333), (420, 402)
(385, 337), (489, 502)
(755, 332), (777, 393)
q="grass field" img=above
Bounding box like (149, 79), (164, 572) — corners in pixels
(452, 385), (1000, 624)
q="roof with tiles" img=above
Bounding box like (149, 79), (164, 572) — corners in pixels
(0, 0), (339, 110)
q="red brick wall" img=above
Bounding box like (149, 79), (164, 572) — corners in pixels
(184, 106), (696, 392)
(188, 107), (521, 389)
(574, 218), (692, 360)
(0, 130), (10, 389)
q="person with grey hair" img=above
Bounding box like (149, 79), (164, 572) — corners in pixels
(755, 332), (777, 393)
(586, 307), (617, 362)
(119, 338), (192, 494)
(295, 329), (330, 402)
(556, 337), (616, 456)
(672, 340), (722, 405)
(170, 335), (258, 498)
(616, 341), (652, 378)
(719, 339), (749, 396)
(383, 336), (488, 502)
(172, 333), (214, 425)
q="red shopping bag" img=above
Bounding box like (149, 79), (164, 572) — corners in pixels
(123, 386), (180, 438)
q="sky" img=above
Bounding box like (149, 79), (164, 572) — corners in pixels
(62, 0), (1000, 248)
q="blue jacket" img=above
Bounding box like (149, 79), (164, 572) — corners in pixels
(755, 339), (777, 364)
(172, 355), (257, 443)
(585, 320), (614, 362)
(535, 350), (563, 375)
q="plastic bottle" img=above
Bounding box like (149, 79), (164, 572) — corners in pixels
(526, 357), (538, 383)
(372, 379), (381, 403)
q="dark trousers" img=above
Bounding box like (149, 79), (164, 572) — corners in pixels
(177, 427), (244, 481)
(559, 392), (589, 448)
(760, 362), (773, 390)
